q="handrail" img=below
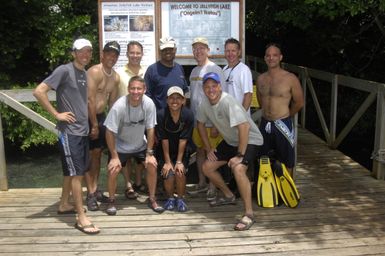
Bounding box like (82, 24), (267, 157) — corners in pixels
(246, 55), (385, 179)
(0, 90), (58, 190)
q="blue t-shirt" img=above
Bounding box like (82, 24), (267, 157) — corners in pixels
(144, 61), (188, 110)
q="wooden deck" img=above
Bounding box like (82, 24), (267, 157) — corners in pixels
(1, 128), (385, 255)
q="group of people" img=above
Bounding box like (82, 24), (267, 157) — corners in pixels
(33, 35), (303, 235)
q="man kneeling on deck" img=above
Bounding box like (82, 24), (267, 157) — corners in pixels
(197, 72), (264, 231)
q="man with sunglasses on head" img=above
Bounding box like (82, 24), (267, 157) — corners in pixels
(156, 86), (194, 212)
(104, 76), (164, 215)
(223, 38), (253, 115)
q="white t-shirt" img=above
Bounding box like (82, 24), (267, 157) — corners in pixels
(189, 60), (225, 125)
(104, 94), (156, 153)
(222, 62), (253, 113)
(196, 92), (263, 146)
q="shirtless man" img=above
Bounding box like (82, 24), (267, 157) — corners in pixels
(257, 43), (304, 176)
(85, 41), (120, 211)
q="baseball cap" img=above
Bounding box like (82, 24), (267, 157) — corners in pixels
(167, 86), (184, 97)
(160, 36), (176, 50)
(72, 38), (92, 51)
(202, 72), (221, 84)
(192, 37), (209, 47)
(103, 41), (120, 55)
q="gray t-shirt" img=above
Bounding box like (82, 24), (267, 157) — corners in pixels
(197, 92), (263, 146)
(43, 62), (88, 136)
(104, 94), (157, 153)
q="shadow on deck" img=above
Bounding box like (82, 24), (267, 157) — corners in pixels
(1, 128), (385, 255)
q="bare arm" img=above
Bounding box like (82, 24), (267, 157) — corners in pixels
(87, 68), (100, 139)
(228, 122), (250, 169)
(33, 82), (75, 123)
(108, 73), (120, 109)
(242, 92), (252, 112)
(106, 129), (121, 174)
(289, 75), (304, 117)
(145, 127), (157, 168)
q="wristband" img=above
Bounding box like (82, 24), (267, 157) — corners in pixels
(236, 152), (244, 158)
(146, 149), (154, 156)
(176, 161), (183, 164)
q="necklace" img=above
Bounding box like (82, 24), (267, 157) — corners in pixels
(102, 66), (112, 77)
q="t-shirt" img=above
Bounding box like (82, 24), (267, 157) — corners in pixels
(104, 94), (156, 153)
(222, 62), (253, 113)
(196, 92), (263, 146)
(189, 60), (225, 125)
(156, 106), (194, 161)
(144, 61), (188, 110)
(116, 64), (146, 97)
(43, 62), (88, 136)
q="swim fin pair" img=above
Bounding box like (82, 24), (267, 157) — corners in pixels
(257, 156), (300, 208)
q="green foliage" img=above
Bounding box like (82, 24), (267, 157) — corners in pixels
(0, 0), (98, 86)
(0, 84), (57, 150)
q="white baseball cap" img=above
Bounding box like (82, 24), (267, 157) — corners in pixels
(167, 86), (184, 97)
(72, 38), (92, 51)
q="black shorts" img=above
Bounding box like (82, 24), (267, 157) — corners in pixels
(214, 140), (259, 168)
(259, 116), (295, 168)
(89, 113), (106, 150)
(58, 132), (90, 176)
(108, 150), (146, 167)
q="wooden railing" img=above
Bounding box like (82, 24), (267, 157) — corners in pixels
(246, 55), (385, 180)
(1, 58), (385, 190)
(0, 89), (57, 190)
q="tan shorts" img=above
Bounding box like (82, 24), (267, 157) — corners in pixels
(192, 127), (223, 149)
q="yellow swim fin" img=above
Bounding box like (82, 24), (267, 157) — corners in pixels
(273, 161), (300, 208)
(257, 156), (279, 208)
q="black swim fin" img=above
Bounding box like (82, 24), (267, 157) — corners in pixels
(257, 156), (279, 208)
(273, 161), (300, 208)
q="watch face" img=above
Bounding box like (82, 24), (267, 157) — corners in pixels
(241, 159), (249, 166)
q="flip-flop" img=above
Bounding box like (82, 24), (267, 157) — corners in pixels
(57, 208), (86, 215)
(74, 223), (100, 235)
(148, 198), (165, 213)
(234, 215), (255, 231)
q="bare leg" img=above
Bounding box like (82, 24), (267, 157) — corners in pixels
(202, 160), (233, 198)
(145, 163), (157, 198)
(72, 175), (99, 233)
(121, 160), (132, 189)
(163, 176), (175, 197)
(85, 148), (102, 194)
(196, 147), (208, 187)
(58, 176), (74, 212)
(107, 169), (119, 200)
(175, 174), (186, 197)
(233, 165), (253, 216)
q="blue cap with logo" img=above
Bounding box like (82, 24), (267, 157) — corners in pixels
(202, 72), (221, 84)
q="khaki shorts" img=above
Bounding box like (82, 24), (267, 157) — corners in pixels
(192, 127), (223, 149)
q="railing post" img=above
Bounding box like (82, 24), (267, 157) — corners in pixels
(329, 75), (338, 147)
(300, 68), (307, 128)
(372, 87), (385, 179)
(0, 111), (8, 191)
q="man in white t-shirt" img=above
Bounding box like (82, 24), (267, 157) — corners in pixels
(188, 37), (225, 200)
(223, 38), (253, 114)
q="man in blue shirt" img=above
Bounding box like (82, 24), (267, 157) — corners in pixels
(144, 36), (188, 110)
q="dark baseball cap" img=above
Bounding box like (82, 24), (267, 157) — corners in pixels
(103, 41), (120, 55)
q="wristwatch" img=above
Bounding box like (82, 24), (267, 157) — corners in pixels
(236, 152), (244, 158)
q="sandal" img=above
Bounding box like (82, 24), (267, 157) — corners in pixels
(124, 188), (138, 199)
(234, 215), (255, 231)
(209, 195), (236, 207)
(148, 198), (164, 213)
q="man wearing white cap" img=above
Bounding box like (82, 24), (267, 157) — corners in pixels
(188, 37), (226, 200)
(144, 36), (188, 110)
(156, 86), (194, 212)
(34, 38), (100, 234)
